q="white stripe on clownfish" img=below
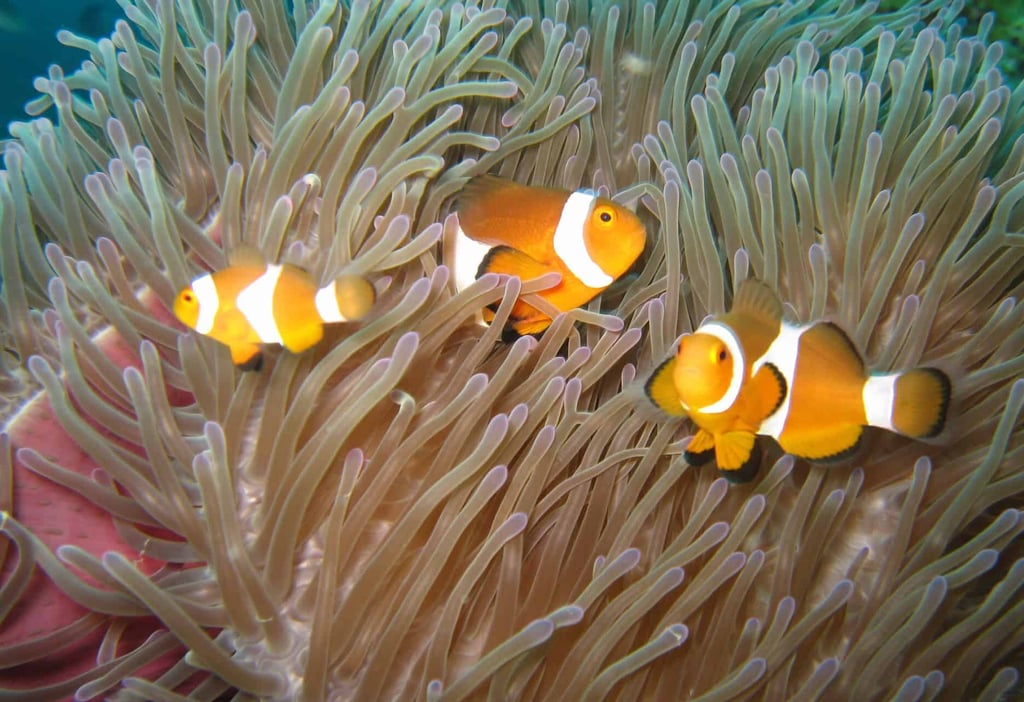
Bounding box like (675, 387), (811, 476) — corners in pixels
(191, 273), (219, 335)
(862, 374), (898, 432)
(236, 264), (284, 344)
(753, 321), (807, 439)
(552, 191), (614, 289)
(315, 279), (343, 323)
(451, 222), (493, 295)
(695, 321), (746, 415)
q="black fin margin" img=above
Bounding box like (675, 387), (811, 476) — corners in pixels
(921, 367), (952, 438)
(764, 362), (788, 417)
(500, 324), (531, 343)
(476, 245), (514, 280)
(803, 430), (863, 465)
(684, 447), (715, 466)
(237, 352), (264, 372)
(718, 449), (760, 483)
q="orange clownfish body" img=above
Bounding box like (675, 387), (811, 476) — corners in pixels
(645, 280), (951, 482)
(449, 176), (646, 337)
(173, 251), (375, 370)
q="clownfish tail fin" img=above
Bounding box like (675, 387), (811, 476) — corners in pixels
(315, 274), (376, 324)
(864, 368), (951, 438)
(895, 367), (951, 438)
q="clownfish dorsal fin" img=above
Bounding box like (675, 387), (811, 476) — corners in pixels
(457, 174), (512, 206)
(731, 279), (784, 325)
(456, 175), (520, 230)
(644, 356), (688, 417)
(803, 321), (865, 375)
(227, 244), (268, 269)
(280, 261), (315, 285)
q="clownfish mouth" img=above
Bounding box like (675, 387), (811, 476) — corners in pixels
(673, 367), (727, 413)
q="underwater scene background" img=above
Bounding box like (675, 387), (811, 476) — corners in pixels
(1, 1), (1023, 700)
(0, 1), (123, 130)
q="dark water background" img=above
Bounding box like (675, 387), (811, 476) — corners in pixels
(0, 0), (120, 133)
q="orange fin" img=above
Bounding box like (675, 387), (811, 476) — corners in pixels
(714, 431), (759, 482)
(456, 175), (514, 212)
(230, 343), (263, 370)
(644, 356), (687, 417)
(480, 300), (551, 340)
(227, 244), (268, 268)
(478, 245), (554, 282)
(732, 279), (784, 324)
(685, 429), (715, 465)
(779, 424), (863, 463)
(714, 430), (757, 470)
(892, 368), (951, 438)
(455, 176), (525, 248)
(509, 316), (554, 337)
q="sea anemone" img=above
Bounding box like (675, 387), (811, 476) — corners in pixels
(1, 1), (1022, 700)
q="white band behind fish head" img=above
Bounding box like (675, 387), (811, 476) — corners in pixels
(236, 264), (284, 345)
(191, 273), (219, 335)
(753, 321), (804, 438)
(450, 222), (493, 294)
(694, 321), (745, 414)
(553, 191), (614, 289)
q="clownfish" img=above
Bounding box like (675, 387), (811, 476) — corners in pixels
(449, 176), (646, 337)
(173, 248), (376, 370)
(645, 280), (951, 482)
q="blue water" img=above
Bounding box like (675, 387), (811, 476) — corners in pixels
(0, 0), (119, 134)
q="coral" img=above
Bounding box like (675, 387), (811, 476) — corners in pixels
(1, 1), (1022, 700)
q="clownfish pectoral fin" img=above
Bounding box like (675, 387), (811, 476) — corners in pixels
(751, 362), (787, 419)
(732, 279), (784, 325)
(477, 246), (553, 282)
(684, 429), (716, 465)
(714, 431), (759, 482)
(231, 343), (264, 371)
(779, 424), (863, 464)
(644, 356), (688, 417)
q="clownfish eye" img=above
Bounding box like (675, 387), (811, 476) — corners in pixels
(595, 206), (615, 224)
(710, 344), (729, 364)
(181, 291), (195, 304)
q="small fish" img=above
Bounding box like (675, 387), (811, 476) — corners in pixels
(173, 248), (376, 370)
(70, 3), (108, 37)
(645, 280), (951, 482)
(0, 0), (26, 33)
(450, 176), (646, 337)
